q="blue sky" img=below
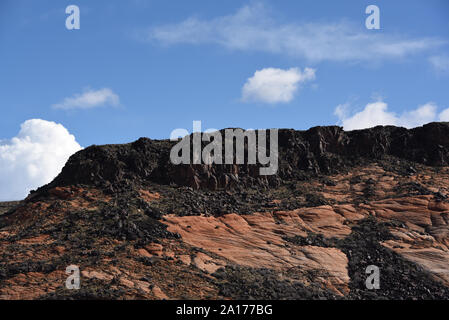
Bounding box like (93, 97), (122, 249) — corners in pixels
(1, 0), (448, 144)
(0, 0), (449, 199)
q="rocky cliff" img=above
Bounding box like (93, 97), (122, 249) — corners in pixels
(1, 123), (449, 299)
(32, 122), (449, 192)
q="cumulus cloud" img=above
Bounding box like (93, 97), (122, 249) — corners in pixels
(334, 101), (449, 130)
(53, 88), (120, 110)
(0, 119), (82, 201)
(429, 55), (449, 73)
(439, 108), (449, 121)
(242, 67), (315, 104)
(144, 3), (444, 63)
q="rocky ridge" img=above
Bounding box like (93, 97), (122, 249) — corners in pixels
(1, 123), (449, 299)
(35, 122), (449, 193)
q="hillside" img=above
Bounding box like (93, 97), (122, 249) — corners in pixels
(1, 123), (449, 299)
(0, 202), (21, 215)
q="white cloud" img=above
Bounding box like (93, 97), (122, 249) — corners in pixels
(335, 101), (397, 130)
(53, 88), (120, 110)
(429, 55), (449, 73)
(145, 4), (444, 63)
(242, 67), (315, 104)
(399, 103), (438, 128)
(0, 119), (82, 201)
(334, 101), (445, 130)
(439, 108), (449, 121)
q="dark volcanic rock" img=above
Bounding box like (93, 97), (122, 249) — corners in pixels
(212, 266), (338, 300)
(0, 201), (22, 215)
(34, 123), (449, 194)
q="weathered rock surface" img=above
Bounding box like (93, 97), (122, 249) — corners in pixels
(33, 122), (449, 193)
(1, 124), (449, 299)
(0, 201), (21, 215)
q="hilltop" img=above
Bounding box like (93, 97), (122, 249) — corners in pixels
(1, 123), (449, 299)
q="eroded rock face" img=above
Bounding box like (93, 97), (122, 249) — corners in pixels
(0, 202), (21, 215)
(164, 212), (351, 295)
(32, 123), (449, 193)
(1, 124), (449, 299)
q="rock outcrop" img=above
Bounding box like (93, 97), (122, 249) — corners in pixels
(1, 123), (449, 300)
(35, 122), (449, 193)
